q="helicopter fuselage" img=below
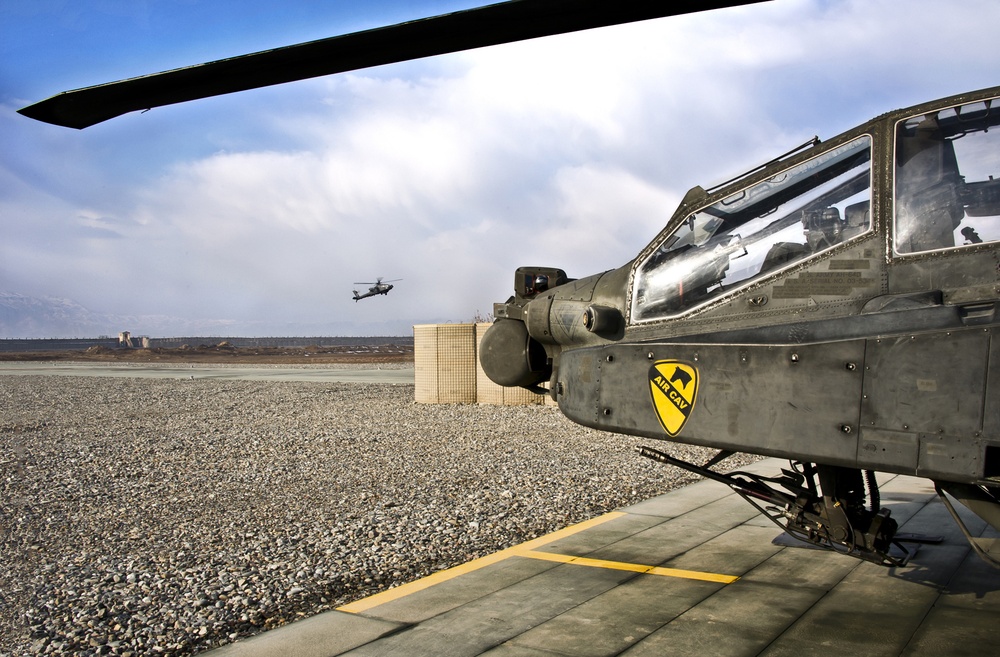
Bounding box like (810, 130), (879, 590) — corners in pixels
(353, 280), (397, 301)
(481, 85), (1000, 565)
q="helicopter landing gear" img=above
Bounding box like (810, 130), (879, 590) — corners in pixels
(637, 447), (913, 567)
(934, 482), (1000, 568)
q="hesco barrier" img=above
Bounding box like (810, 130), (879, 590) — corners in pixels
(413, 323), (545, 406)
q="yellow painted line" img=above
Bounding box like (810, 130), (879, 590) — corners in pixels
(338, 512), (626, 613)
(337, 510), (738, 613)
(513, 549), (739, 584)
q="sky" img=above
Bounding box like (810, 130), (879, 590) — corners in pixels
(2, 0), (999, 338)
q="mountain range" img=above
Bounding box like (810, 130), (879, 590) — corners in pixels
(0, 291), (414, 338)
(0, 291), (221, 338)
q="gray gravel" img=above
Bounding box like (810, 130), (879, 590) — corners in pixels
(1, 373), (759, 656)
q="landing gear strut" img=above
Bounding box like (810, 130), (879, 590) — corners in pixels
(638, 447), (911, 567)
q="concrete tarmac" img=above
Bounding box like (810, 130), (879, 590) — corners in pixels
(0, 362), (414, 384)
(203, 458), (1000, 657)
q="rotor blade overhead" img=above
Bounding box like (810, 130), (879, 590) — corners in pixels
(18, 0), (767, 129)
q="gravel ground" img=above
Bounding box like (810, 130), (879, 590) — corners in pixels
(1, 373), (760, 656)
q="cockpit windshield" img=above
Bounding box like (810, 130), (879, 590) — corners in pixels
(631, 135), (872, 323)
(894, 98), (1000, 254)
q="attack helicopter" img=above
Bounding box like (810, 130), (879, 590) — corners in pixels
(353, 278), (401, 302)
(17, 0), (1000, 569)
(480, 89), (1000, 568)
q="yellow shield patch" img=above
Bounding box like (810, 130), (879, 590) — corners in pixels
(648, 360), (699, 437)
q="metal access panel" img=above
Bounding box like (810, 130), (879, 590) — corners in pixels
(861, 329), (990, 480)
(557, 340), (866, 467)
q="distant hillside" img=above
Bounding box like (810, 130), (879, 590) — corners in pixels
(0, 291), (222, 338)
(0, 292), (115, 338)
(0, 291), (418, 338)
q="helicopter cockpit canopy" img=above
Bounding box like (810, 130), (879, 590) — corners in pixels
(631, 135), (873, 323)
(894, 98), (1000, 254)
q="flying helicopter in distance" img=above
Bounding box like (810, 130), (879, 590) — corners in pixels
(353, 277), (401, 302)
(17, 0), (1000, 569)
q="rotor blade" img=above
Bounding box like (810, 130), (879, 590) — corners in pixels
(18, 0), (768, 129)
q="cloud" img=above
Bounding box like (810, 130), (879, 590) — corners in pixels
(4, 0), (1000, 335)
